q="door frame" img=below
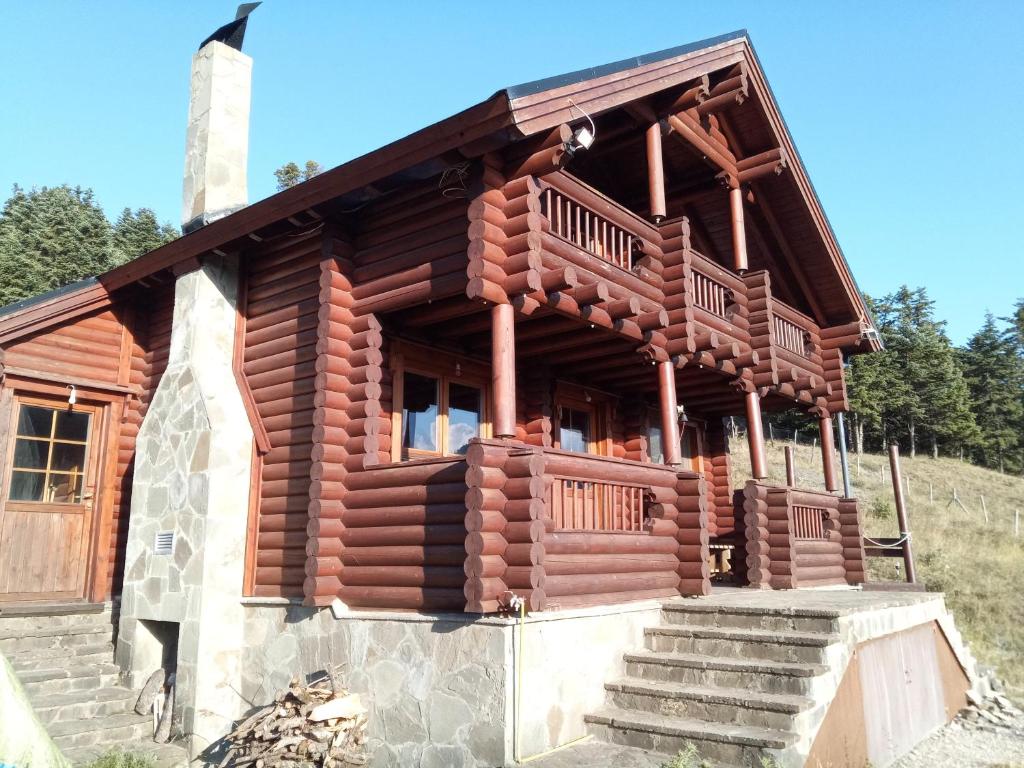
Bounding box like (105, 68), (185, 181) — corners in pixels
(0, 375), (124, 604)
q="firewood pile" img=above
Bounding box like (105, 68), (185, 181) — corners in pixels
(219, 671), (367, 767)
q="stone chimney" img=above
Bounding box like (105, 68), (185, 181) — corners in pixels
(181, 4), (259, 233)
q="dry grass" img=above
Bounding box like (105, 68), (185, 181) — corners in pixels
(727, 436), (1024, 693)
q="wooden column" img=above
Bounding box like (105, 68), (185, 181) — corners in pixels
(819, 414), (838, 492)
(784, 445), (795, 487)
(658, 360), (681, 466)
(729, 184), (749, 273)
(646, 123), (666, 222)
(888, 445), (917, 583)
(744, 391), (767, 479)
(492, 303), (516, 439)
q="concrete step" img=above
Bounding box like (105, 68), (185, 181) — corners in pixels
(30, 686), (137, 725)
(624, 650), (826, 696)
(9, 647), (114, 672)
(21, 668), (122, 698)
(63, 743), (190, 768)
(0, 610), (114, 638)
(661, 602), (839, 634)
(605, 677), (813, 731)
(644, 624), (836, 664)
(0, 624), (112, 655)
(586, 706), (796, 765)
(49, 711), (153, 750)
(5, 639), (113, 664)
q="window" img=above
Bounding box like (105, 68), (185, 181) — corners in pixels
(559, 407), (591, 453)
(7, 404), (91, 504)
(647, 421), (664, 464)
(392, 345), (488, 460)
(681, 422), (705, 473)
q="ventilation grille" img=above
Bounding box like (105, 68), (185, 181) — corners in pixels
(154, 531), (175, 556)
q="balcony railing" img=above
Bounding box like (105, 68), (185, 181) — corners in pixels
(773, 314), (810, 357)
(692, 270), (731, 319)
(548, 476), (647, 532)
(541, 187), (636, 270)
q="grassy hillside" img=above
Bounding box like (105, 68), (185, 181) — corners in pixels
(727, 435), (1024, 693)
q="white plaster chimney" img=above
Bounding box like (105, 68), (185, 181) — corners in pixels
(181, 4), (259, 233)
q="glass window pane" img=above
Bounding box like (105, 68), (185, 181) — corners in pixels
(403, 372), (439, 453)
(648, 424), (664, 464)
(560, 408), (590, 453)
(680, 428), (695, 461)
(46, 473), (82, 503)
(17, 405), (53, 438)
(52, 442), (88, 472)
(448, 383), (481, 455)
(55, 410), (90, 441)
(9, 471), (44, 501)
(13, 438), (49, 470)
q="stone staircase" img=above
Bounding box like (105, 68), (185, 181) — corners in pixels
(585, 601), (841, 767)
(0, 605), (188, 767)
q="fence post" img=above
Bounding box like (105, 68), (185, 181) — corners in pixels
(888, 445), (917, 584)
(836, 411), (852, 498)
(1016, 509), (1020, 537)
(784, 445), (796, 487)
(981, 495), (988, 524)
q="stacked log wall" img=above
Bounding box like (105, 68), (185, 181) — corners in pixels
(790, 490), (845, 587)
(354, 181), (471, 315)
(703, 419), (733, 539)
(541, 452), (682, 608)
(501, 444), (547, 610)
(463, 441), (510, 613)
(675, 472), (711, 595)
(338, 458), (467, 610)
(242, 230), (324, 597)
(838, 497), (866, 585)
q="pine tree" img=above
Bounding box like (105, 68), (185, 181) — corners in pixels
(0, 185), (120, 306)
(274, 161), (323, 191)
(112, 207), (177, 261)
(960, 314), (1024, 473)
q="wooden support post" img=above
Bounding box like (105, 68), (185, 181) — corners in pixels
(745, 391), (767, 480)
(646, 122), (666, 222)
(888, 445), (917, 584)
(819, 414), (837, 493)
(729, 184), (749, 273)
(784, 445), (795, 487)
(658, 360), (681, 466)
(491, 303), (516, 439)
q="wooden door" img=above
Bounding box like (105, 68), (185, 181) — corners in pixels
(0, 397), (103, 602)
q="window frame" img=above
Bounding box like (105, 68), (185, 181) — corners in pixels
(553, 385), (611, 456)
(2, 396), (101, 510)
(390, 342), (491, 461)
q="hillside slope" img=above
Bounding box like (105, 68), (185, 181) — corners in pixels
(727, 435), (1024, 692)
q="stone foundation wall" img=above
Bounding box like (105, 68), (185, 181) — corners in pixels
(237, 600), (662, 768)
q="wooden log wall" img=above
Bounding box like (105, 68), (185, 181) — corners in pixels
(838, 497), (866, 585)
(241, 229), (326, 598)
(676, 473), (711, 596)
(703, 419), (732, 539)
(519, 367), (553, 448)
(739, 481), (852, 589)
(621, 400), (647, 463)
(742, 270), (828, 409)
(541, 450), (683, 608)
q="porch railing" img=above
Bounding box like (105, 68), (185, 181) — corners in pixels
(548, 476), (647, 532)
(792, 505), (828, 540)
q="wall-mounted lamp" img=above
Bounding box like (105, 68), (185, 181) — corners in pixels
(67, 385), (77, 406)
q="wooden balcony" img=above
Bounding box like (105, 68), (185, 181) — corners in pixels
(464, 439), (709, 612)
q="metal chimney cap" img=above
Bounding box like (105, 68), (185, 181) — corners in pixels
(198, 2), (261, 52)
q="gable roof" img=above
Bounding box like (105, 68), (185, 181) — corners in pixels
(0, 30), (876, 349)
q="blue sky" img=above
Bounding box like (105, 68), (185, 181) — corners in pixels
(1, 1), (1021, 343)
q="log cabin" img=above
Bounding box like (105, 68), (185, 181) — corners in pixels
(0, 25), (887, 762)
